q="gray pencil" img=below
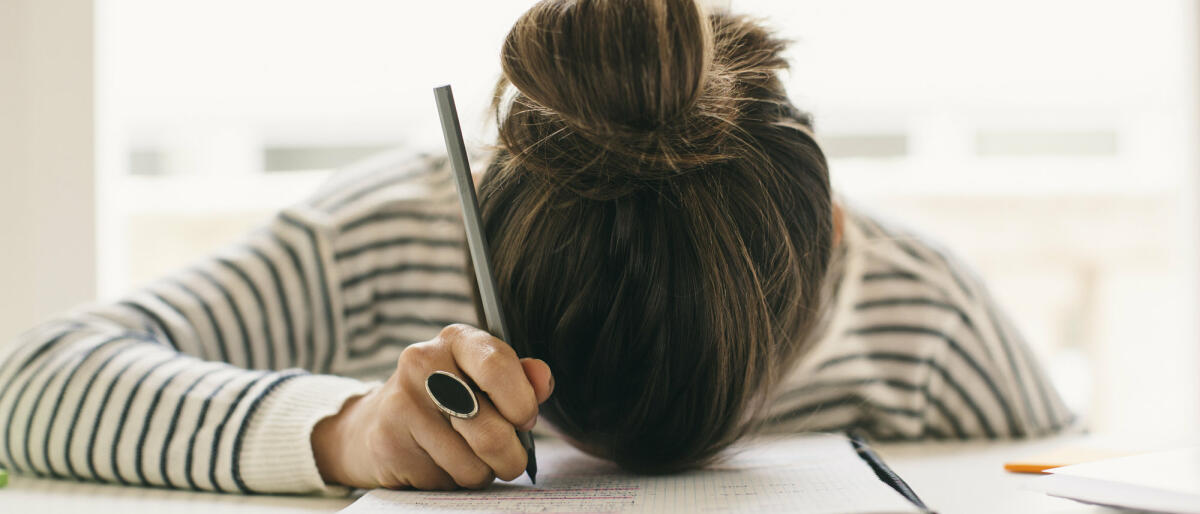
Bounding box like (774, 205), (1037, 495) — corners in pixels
(433, 84), (538, 484)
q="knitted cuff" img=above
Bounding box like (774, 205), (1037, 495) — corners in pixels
(237, 373), (378, 495)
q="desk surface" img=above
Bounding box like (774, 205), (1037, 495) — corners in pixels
(877, 436), (1106, 513)
(0, 436), (1139, 513)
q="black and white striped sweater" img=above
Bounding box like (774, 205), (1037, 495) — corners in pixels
(0, 149), (1073, 494)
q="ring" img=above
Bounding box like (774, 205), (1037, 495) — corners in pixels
(425, 371), (479, 419)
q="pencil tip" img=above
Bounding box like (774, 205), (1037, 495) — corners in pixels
(526, 445), (538, 484)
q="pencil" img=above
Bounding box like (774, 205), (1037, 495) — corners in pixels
(433, 84), (538, 484)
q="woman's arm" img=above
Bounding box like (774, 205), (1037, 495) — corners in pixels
(0, 150), (536, 493)
(0, 208), (373, 493)
(761, 210), (1074, 440)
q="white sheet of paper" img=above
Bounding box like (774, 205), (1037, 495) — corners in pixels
(1035, 446), (1200, 514)
(340, 433), (920, 513)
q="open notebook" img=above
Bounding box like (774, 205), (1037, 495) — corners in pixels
(340, 433), (926, 513)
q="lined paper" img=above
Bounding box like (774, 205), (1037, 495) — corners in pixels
(341, 433), (921, 513)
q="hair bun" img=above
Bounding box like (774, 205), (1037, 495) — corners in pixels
(494, 0), (798, 199)
(501, 0), (713, 137)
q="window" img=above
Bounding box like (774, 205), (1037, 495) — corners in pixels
(98, 0), (1200, 437)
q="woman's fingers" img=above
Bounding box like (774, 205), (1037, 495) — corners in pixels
(406, 391), (496, 489)
(382, 439), (458, 491)
(442, 325), (540, 429)
(388, 324), (548, 489)
(520, 357), (554, 404)
(450, 396), (528, 481)
(402, 451), (458, 491)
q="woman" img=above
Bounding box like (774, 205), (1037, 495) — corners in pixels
(0, 0), (1071, 494)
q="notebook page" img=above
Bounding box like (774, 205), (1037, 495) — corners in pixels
(1035, 447), (1200, 513)
(341, 433), (920, 513)
(1047, 446), (1200, 496)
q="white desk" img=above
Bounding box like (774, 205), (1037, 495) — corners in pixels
(0, 436), (1149, 513)
(1, 477), (356, 513)
(878, 436), (1106, 513)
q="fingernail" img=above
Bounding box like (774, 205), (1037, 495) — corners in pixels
(548, 374), (555, 394)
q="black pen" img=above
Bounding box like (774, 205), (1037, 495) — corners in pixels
(433, 84), (538, 484)
(848, 430), (927, 511)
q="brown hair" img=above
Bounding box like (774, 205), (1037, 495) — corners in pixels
(479, 0), (833, 473)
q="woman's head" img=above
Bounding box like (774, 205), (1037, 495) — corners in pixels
(478, 0), (832, 473)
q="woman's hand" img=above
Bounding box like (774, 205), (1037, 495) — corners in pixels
(311, 324), (554, 490)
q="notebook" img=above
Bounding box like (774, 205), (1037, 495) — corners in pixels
(1033, 446), (1200, 513)
(340, 433), (927, 513)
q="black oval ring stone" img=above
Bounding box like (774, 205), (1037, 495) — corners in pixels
(426, 371), (478, 418)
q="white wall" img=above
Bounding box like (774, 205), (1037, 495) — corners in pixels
(0, 0), (96, 341)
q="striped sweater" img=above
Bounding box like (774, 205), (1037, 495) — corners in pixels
(0, 149), (1073, 494)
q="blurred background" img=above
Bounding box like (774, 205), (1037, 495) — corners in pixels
(2, 0), (1197, 438)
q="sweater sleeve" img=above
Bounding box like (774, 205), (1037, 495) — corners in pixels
(0, 150), (473, 494)
(759, 207), (1074, 441)
(0, 208), (376, 493)
(927, 262), (1077, 439)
